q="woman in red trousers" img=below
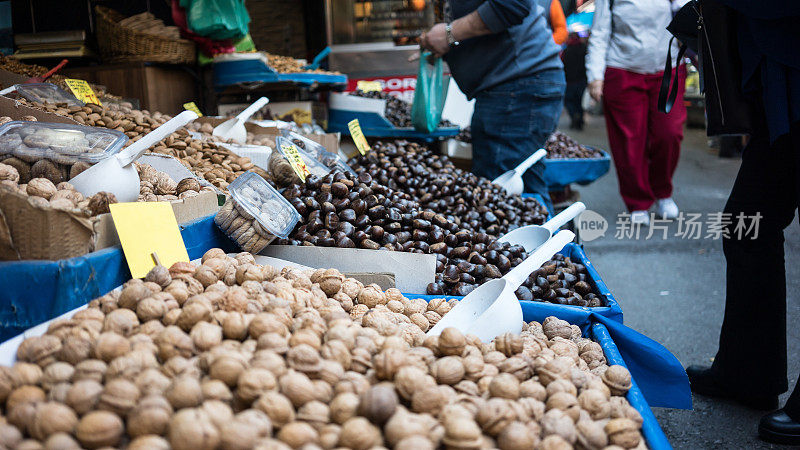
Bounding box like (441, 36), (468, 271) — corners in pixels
(586, 0), (688, 226)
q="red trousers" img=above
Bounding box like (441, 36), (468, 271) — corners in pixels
(602, 66), (687, 212)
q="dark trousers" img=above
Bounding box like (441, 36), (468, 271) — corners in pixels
(471, 69), (566, 210)
(711, 100), (800, 417)
(564, 81), (586, 126)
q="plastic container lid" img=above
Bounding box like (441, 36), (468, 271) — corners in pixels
(279, 132), (356, 176)
(10, 83), (84, 106)
(228, 171), (300, 239)
(274, 136), (333, 179)
(0, 121), (127, 164)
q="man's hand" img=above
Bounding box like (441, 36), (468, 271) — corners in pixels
(588, 80), (604, 102)
(421, 23), (451, 57)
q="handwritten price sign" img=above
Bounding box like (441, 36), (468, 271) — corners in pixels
(348, 119), (370, 156)
(183, 102), (203, 117)
(281, 143), (310, 182)
(64, 79), (101, 105)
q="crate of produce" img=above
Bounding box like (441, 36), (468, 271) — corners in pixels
(328, 92), (459, 139)
(212, 53), (347, 89)
(543, 132), (611, 188)
(0, 261), (686, 449)
(408, 242), (623, 323)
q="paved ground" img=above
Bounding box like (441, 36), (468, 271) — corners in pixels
(560, 113), (800, 449)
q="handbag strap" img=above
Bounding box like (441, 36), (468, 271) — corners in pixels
(658, 35), (687, 114)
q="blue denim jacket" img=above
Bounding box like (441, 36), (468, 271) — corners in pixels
(443, 0), (563, 99)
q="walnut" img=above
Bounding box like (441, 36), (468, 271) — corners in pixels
(541, 409), (577, 444)
(0, 163), (20, 182)
(546, 378), (578, 397)
(286, 343), (322, 375)
(4, 157), (31, 183)
(41, 362), (74, 390)
(98, 377), (140, 415)
(136, 367), (171, 395)
(29, 402), (78, 441)
(432, 356), (465, 385)
(394, 366), (435, 401)
(537, 357), (573, 385)
(357, 284), (386, 308)
(605, 418), (641, 448)
(277, 421), (318, 448)
(411, 385), (449, 416)
(65, 379), (103, 415)
(75, 411), (124, 449)
(296, 400), (330, 430)
(497, 421), (540, 450)
(201, 379), (232, 402)
(144, 264), (172, 288)
(339, 417), (382, 450)
(43, 432), (81, 450)
(26, 177), (57, 199)
(539, 434), (573, 450)
(396, 435), (436, 450)
(176, 177), (201, 193)
(155, 176), (177, 195)
(73, 359), (106, 383)
(200, 399), (234, 431)
(543, 317), (573, 340)
(372, 348), (406, 381)
(190, 321), (222, 351)
(254, 391), (295, 428)
(546, 391), (581, 422)
(340, 278), (364, 300)
(126, 394), (173, 438)
(489, 372), (520, 400)
(236, 367), (277, 404)
(357, 383), (398, 426)
(168, 408), (221, 450)
(17, 334), (61, 366)
(103, 307), (139, 336)
(86, 191), (117, 215)
(93, 332), (130, 362)
(128, 435), (171, 450)
(209, 354), (248, 387)
(0, 423), (23, 449)
(475, 397), (516, 437)
(156, 326), (194, 360)
(602, 365), (633, 396)
(494, 332), (524, 357)
(165, 375), (203, 409)
(384, 408), (437, 446)
(442, 414), (482, 449)
(219, 413), (270, 450)
(69, 161), (90, 179)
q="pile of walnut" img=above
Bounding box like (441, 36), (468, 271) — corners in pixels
(0, 249), (645, 450)
(134, 162), (212, 203)
(15, 101), (268, 190)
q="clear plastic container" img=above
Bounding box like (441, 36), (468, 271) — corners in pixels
(281, 130), (356, 176)
(214, 171), (300, 253)
(0, 121), (127, 164)
(10, 83), (83, 106)
(268, 136), (333, 187)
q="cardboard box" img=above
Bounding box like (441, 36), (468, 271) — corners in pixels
(260, 245), (436, 294)
(217, 101), (328, 128)
(0, 153), (219, 261)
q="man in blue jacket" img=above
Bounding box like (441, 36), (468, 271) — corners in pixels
(420, 0), (564, 208)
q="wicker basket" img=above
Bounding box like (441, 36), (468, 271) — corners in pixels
(95, 6), (195, 64)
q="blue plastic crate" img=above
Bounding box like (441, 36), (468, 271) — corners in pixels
(543, 147), (611, 188)
(213, 59), (347, 89)
(328, 109), (460, 140)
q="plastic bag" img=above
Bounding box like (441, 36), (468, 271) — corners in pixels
(411, 51), (447, 133)
(181, 0), (250, 40)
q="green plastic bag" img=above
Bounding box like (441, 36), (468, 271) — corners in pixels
(181, 0), (251, 41)
(411, 51), (447, 133)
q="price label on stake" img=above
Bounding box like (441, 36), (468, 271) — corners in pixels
(110, 202), (190, 278)
(348, 119), (370, 155)
(281, 143), (310, 182)
(356, 80), (383, 92)
(64, 78), (102, 105)
(183, 102), (203, 117)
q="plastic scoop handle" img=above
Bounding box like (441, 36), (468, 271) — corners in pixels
(116, 110), (198, 167)
(503, 230), (575, 289)
(235, 97), (269, 121)
(30, 59), (68, 83)
(542, 202), (586, 234)
(513, 149), (547, 175)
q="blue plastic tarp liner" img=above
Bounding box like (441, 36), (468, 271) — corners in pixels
(213, 59), (347, 89)
(543, 148), (611, 188)
(328, 109), (460, 140)
(0, 214), (236, 342)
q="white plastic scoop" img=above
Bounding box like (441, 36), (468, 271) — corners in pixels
(428, 230), (575, 342)
(213, 96), (269, 144)
(498, 202), (586, 252)
(491, 148), (547, 195)
(71, 110), (199, 202)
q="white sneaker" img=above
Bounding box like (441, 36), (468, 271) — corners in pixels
(655, 197), (679, 219)
(631, 210), (650, 226)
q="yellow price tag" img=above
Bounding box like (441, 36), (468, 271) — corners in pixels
(356, 80), (383, 92)
(183, 102), (203, 117)
(64, 78), (102, 105)
(109, 202), (189, 279)
(281, 143), (310, 182)
(348, 119), (370, 156)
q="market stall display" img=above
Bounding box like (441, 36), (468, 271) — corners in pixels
(0, 251), (648, 449)
(542, 132), (611, 188)
(349, 90), (456, 129)
(545, 132), (605, 160)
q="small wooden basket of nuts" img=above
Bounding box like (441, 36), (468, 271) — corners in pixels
(214, 172), (300, 254)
